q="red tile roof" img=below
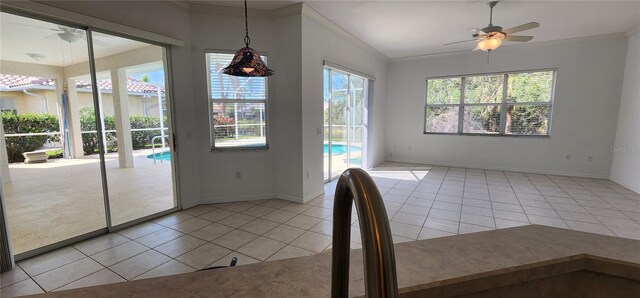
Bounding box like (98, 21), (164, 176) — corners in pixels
(0, 74), (164, 94)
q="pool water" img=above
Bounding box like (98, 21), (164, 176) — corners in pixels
(146, 151), (171, 161)
(324, 144), (361, 155)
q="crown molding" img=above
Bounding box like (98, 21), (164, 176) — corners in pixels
(391, 32), (629, 62)
(271, 2), (303, 19)
(300, 3), (389, 61)
(188, 2), (273, 18)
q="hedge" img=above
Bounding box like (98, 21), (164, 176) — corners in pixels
(1, 112), (59, 163)
(79, 107), (168, 155)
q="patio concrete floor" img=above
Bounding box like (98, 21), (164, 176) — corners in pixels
(3, 149), (174, 255)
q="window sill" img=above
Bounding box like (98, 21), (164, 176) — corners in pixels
(423, 132), (550, 138)
(211, 145), (269, 152)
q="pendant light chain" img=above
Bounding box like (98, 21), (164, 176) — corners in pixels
(244, 0), (251, 47)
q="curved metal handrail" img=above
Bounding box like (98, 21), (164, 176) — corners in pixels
(151, 135), (169, 164)
(332, 168), (398, 298)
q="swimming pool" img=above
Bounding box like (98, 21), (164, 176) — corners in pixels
(146, 151), (171, 161)
(324, 144), (361, 155)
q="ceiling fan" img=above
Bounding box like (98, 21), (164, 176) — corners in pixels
(444, 1), (540, 52)
(9, 23), (110, 45)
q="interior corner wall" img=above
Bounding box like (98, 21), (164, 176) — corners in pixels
(272, 13), (304, 202)
(386, 35), (628, 178)
(301, 10), (388, 200)
(610, 31), (640, 193)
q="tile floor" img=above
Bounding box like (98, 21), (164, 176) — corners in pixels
(2, 162), (639, 297)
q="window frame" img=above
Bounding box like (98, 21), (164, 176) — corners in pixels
(205, 49), (270, 151)
(424, 68), (557, 137)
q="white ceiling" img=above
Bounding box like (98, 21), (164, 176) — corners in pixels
(303, 1), (640, 59)
(0, 12), (148, 67)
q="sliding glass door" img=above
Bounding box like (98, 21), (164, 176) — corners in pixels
(323, 67), (367, 181)
(90, 32), (176, 227)
(0, 12), (177, 259)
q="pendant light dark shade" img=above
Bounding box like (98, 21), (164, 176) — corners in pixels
(223, 0), (274, 77)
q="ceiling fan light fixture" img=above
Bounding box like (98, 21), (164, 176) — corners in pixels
(223, 0), (274, 77)
(477, 32), (505, 51)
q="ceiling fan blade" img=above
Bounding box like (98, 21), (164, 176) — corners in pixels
(504, 35), (534, 42)
(9, 22), (60, 31)
(473, 45), (481, 51)
(444, 40), (476, 46)
(503, 22), (540, 34)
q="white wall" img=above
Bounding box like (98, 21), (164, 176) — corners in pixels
(301, 5), (388, 199)
(386, 35), (628, 178)
(188, 4), (281, 204)
(611, 30), (640, 193)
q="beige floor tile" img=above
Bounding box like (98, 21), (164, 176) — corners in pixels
(290, 231), (332, 253)
(392, 235), (415, 244)
(197, 208), (235, 222)
(241, 205), (276, 217)
(90, 241), (148, 267)
(154, 235), (206, 258)
(267, 245), (314, 261)
(263, 225), (306, 243)
(217, 213), (257, 228)
(417, 228), (455, 240)
(236, 237), (286, 261)
(492, 210), (529, 223)
(392, 212), (426, 226)
(0, 278), (43, 297)
(181, 205), (216, 216)
(460, 213), (495, 228)
(389, 222), (421, 239)
(175, 243), (231, 270)
(262, 209), (298, 223)
(495, 218), (530, 229)
(302, 207), (333, 219)
(279, 203), (314, 213)
(557, 210), (599, 224)
(152, 212), (194, 227)
(219, 202), (256, 213)
(459, 223), (495, 234)
(206, 253), (260, 268)
(213, 229), (259, 250)
(19, 247), (85, 276)
(135, 228), (184, 248)
(284, 214), (322, 230)
(168, 217), (212, 233)
(424, 217), (459, 234)
(109, 250), (171, 280)
(257, 199), (291, 209)
(428, 208), (461, 221)
(309, 220), (333, 236)
(134, 260), (195, 280)
(1, 266), (29, 289)
(239, 218), (280, 235)
(55, 269), (125, 291)
(189, 223), (234, 241)
(73, 233), (130, 256)
(33, 258), (104, 291)
(118, 222), (165, 240)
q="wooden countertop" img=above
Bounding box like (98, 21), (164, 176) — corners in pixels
(29, 225), (640, 297)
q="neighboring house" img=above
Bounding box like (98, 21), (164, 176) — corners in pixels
(0, 74), (164, 117)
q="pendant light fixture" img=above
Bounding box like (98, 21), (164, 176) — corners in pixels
(223, 0), (274, 77)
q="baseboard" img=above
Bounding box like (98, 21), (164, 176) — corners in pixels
(301, 190), (325, 203)
(387, 158), (610, 179)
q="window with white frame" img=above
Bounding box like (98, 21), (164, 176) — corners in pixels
(206, 52), (268, 149)
(425, 70), (555, 136)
